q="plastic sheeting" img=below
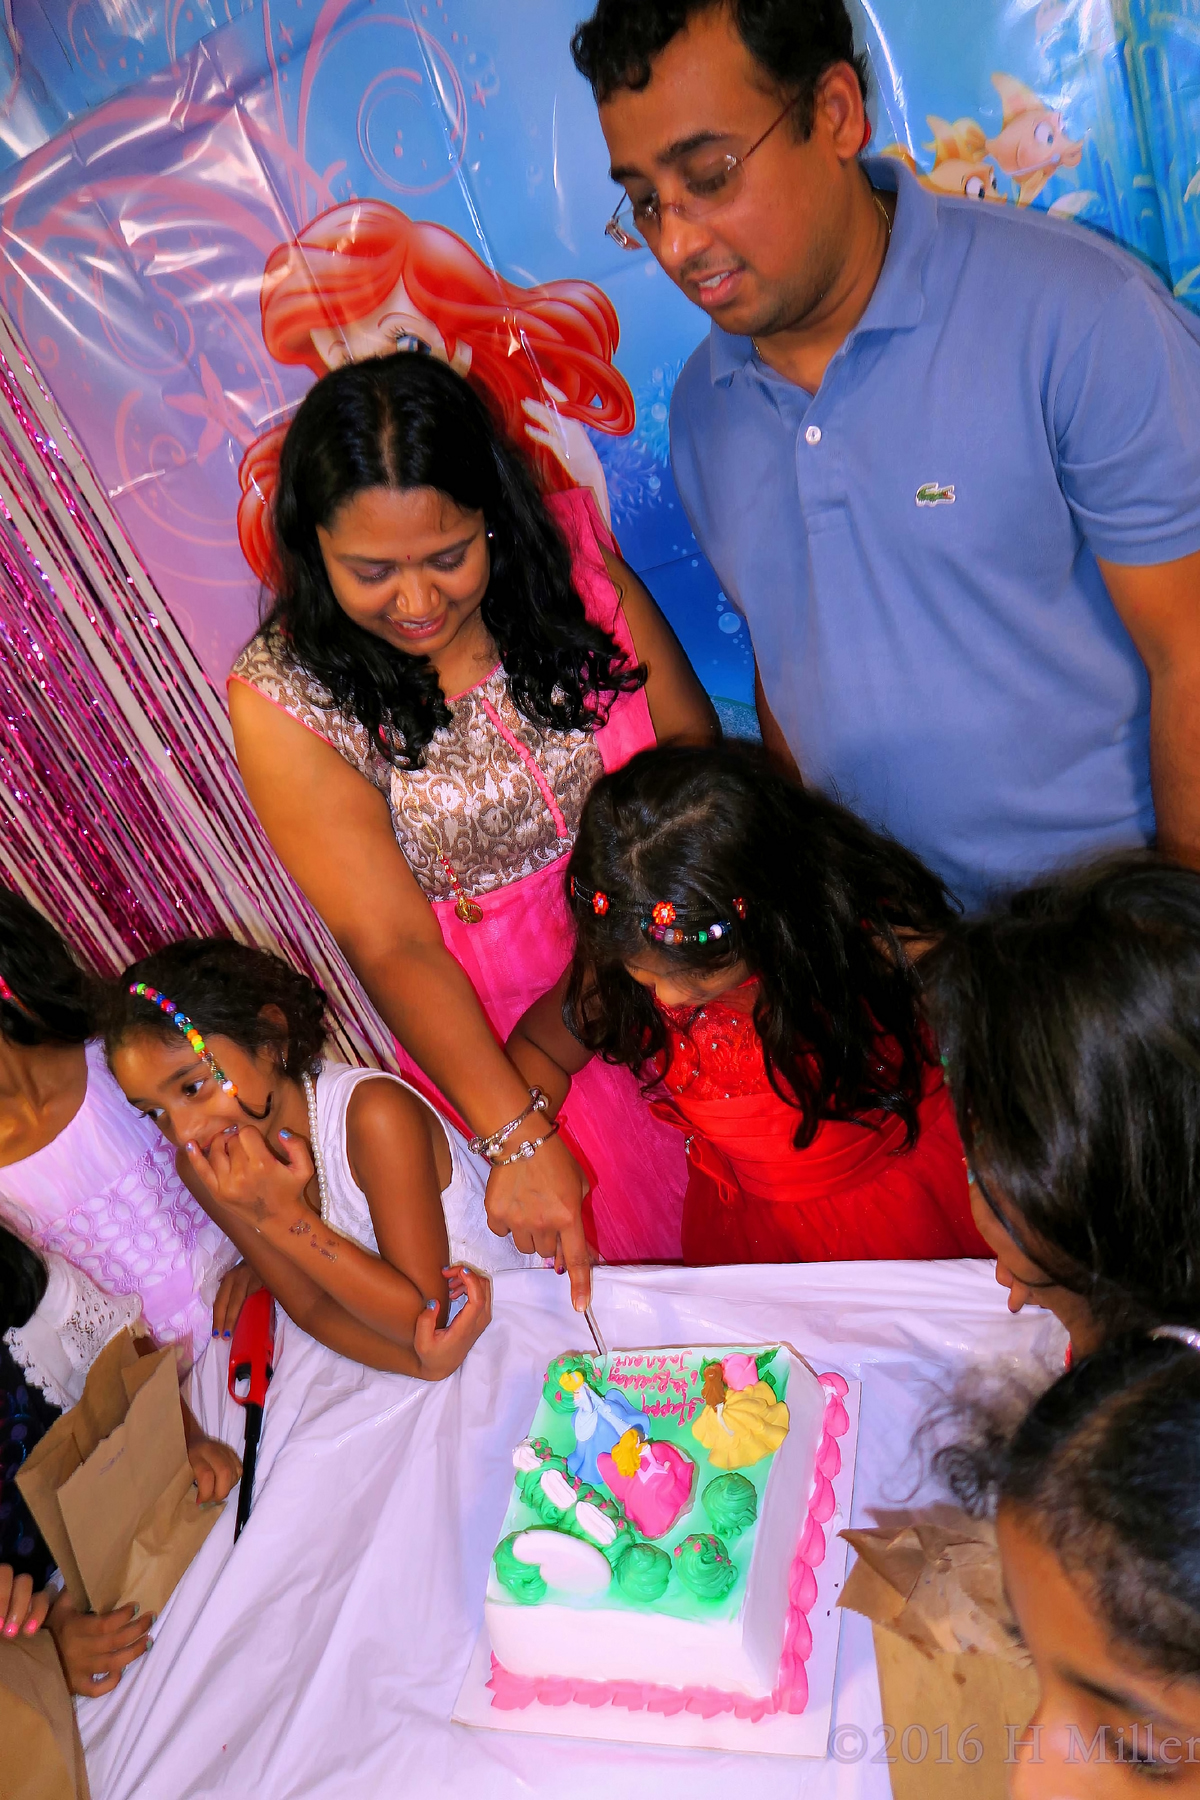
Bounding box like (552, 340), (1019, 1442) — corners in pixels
(77, 1259), (1061, 1798)
(0, 2), (1194, 705)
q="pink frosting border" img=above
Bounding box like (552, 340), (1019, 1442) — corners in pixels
(488, 1372), (852, 1723)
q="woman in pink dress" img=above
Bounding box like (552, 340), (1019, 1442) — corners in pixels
(0, 892), (236, 1369)
(229, 354), (716, 1295)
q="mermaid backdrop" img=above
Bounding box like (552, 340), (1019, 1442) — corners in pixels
(0, 0), (1193, 712)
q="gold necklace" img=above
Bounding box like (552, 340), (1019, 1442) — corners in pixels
(752, 189), (893, 363)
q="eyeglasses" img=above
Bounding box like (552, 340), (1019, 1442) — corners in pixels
(605, 95), (800, 251)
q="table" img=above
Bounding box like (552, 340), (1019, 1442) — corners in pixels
(78, 1259), (1060, 1799)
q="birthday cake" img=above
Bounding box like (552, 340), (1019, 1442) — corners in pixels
(485, 1345), (850, 1721)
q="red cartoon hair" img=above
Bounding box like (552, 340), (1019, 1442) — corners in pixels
(238, 201), (635, 585)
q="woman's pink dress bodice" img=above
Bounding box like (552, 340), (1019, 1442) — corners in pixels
(0, 1043), (236, 1367)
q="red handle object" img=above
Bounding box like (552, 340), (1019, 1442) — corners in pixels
(227, 1286), (275, 1539)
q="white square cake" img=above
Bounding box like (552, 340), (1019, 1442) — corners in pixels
(484, 1344), (850, 1719)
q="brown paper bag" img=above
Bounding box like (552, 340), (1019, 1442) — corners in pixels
(0, 1630), (90, 1800)
(839, 1515), (1039, 1800)
(16, 1327), (222, 1616)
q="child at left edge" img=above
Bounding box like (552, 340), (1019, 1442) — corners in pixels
(508, 744), (988, 1264)
(99, 938), (534, 1378)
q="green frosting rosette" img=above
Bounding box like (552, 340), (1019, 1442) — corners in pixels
(493, 1533), (547, 1604)
(673, 1532), (737, 1601)
(615, 1541), (672, 1602)
(701, 1471), (759, 1540)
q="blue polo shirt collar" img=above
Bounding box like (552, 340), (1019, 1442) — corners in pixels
(707, 155), (937, 387)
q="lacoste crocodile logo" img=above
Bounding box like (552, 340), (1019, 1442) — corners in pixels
(915, 482), (956, 507)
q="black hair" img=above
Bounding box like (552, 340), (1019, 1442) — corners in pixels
(923, 856), (1200, 1339)
(563, 744), (956, 1148)
(264, 353), (643, 769)
(100, 938), (328, 1083)
(939, 1336), (1200, 1680)
(571, 0), (869, 128)
(0, 1223), (48, 1336)
(0, 888), (92, 1047)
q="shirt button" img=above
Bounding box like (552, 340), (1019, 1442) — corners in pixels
(805, 424), (822, 446)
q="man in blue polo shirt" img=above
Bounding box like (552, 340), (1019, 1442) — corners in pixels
(572, 1), (1200, 908)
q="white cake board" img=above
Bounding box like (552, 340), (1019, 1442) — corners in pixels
(453, 1374), (861, 1760)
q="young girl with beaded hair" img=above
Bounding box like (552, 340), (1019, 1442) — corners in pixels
(509, 745), (987, 1264)
(101, 937), (530, 1379)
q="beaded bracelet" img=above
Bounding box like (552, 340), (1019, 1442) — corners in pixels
(489, 1120), (560, 1169)
(468, 1088), (550, 1163)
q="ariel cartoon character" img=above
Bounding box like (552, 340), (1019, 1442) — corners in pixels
(237, 200), (635, 583)
(544, 1353), (647, 1489)
(691, 1354), (790, 1471)
(984, 74), (1083, 208)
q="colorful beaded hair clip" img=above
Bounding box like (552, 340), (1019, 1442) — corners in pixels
(570, 880), (747, 948)
(128, 983), (238, 1097)
(0, 972), (38, 1022)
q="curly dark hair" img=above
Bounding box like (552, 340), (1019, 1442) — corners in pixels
(571, 0), (869, 128)
(938, 1335), (1200, 1680)
(100, 938), (328, 1083)
(923, 856), (1200, 1339)
(0, 888), (92, 1046)
(563, 745), (955, 1149)
(263, 353), (643, 769)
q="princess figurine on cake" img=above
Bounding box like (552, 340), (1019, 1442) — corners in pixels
(691, 1357), (789, 1471)
(509, 745), (990, 1267)
(543, 1352), (646, 1487)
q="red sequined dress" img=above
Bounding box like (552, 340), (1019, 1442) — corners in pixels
(650, 985), (988, 1265)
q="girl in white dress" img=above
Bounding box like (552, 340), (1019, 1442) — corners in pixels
(101, 938), (531, 1377)
(0, 892), (237, 1371)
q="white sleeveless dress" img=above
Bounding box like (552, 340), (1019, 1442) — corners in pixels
(4, 1250), (143, 1412)
(311, 1060), (540, 1274)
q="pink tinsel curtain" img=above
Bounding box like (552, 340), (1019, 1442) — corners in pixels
(0, 308), (392, 1068)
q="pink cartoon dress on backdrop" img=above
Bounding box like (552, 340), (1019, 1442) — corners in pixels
(231, 488), (688, 1262)
(0, 1042), (236, 1369)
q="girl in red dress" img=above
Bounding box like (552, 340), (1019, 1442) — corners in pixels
(509, 745), (988, 1265)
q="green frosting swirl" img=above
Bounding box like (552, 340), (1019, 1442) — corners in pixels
(702, 1472), (759, 1540)
(493, 1533), (546, 1604)
(542, 1352), (599, 1412)
(615, 1542), (672, 1603)
(673, 1533), (738, 1601)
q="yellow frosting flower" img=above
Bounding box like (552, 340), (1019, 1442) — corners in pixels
(692, 1381), (790, 1470)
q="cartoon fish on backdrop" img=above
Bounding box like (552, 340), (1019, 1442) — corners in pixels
(882, 119), (1003, 205)
(985, 74), (1083, 207)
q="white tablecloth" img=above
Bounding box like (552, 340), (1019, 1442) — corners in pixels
(78, 1259), (1061, 1798)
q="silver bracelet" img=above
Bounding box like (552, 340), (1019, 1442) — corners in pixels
(489, 1120), (560, 1169)
(468, 1088), (549, 1161)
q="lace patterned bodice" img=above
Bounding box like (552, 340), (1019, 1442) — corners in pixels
(0, 1043), (236, 1369)
(656, 987), (777, 1102)
(230, 635), (604, 901)
(5, 1251), (143, 1411)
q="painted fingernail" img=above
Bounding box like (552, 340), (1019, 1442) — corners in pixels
(186, 1141), (197, 1153)
(279, 1128), (293, 1139)
(211, 1327), (219, 1338)
(426, 1298), (438, 1310)
(23, 1617), (39, 1634)
(131, 1604), (140, 1618)
(222, 1329), (231, 1338)
(4, 1621), (18, 1637)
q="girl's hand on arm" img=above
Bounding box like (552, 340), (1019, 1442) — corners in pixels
(409, 1266), (492, 1380)
(211, 1260), (263, 1340)
(602, 547), (719, 749)
(506, 972), (592, 1115)
(1, 1565), (50, 1638)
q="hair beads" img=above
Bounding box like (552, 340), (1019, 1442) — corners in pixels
(128, 983), (238, 1097)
